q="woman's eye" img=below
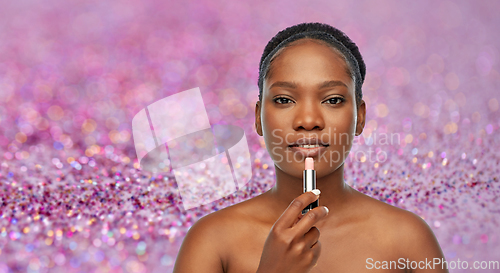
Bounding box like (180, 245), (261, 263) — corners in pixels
(274, 97), (293, 104)
(325, 97), (344, 105)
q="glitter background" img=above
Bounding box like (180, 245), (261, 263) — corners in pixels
(0, 0), (499, 272)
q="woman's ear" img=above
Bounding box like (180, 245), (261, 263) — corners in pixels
(255, 101), (263, 136)
(355, 100), (366, 137)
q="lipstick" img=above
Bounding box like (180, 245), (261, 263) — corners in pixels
(302, 157), (318, 215)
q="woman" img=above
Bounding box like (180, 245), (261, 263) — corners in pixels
(173, 22), (448, 273)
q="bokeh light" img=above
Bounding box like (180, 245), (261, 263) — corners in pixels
(0, 0), (499, 272)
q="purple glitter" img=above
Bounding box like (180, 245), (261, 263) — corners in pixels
(0, 0), (499, 272)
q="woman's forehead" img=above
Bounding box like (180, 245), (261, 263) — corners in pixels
(264, 40), (354, 91)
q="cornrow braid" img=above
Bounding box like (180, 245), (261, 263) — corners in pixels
(258, 22), (366, 108)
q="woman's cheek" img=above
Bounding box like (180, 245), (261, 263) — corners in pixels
(262, 116), (284, 144)
(267, 135), (285, 163)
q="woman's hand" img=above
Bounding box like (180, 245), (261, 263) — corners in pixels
(256, 190), (329, 273)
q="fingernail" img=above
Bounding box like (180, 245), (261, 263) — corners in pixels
(311, 189), (321, 196)
(324, 206), (329, 214)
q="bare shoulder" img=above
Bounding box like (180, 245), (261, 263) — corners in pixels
(172, 205), (230, 273)
(360, 192), (429, 230)
(185, 198), (254, 251)
(355, 190), (446, 266)
(174, 194), (268, 273)
(188, 191), (268, 230)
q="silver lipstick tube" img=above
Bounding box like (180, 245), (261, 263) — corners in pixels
(302, 169), (318, 215)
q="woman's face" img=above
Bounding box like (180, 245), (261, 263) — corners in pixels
(255, 39), (365, 179)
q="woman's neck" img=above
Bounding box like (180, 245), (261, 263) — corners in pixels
(262, 163), (355, 225)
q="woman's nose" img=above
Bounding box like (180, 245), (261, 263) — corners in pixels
(292, 101), (325, 131)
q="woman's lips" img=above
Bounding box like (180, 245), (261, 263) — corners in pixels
(288, 145), (329, 157)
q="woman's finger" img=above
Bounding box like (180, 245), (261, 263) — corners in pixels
(274, 191), (320, 230)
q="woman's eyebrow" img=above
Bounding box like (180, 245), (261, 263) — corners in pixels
(318, 80), (348, 89)
(269, 81), (298, 90)
(269, 80), (347, 90)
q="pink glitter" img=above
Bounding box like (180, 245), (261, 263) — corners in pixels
(0, 0), (499, 272)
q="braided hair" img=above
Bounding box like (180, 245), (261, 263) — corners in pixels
(258, 22), (366, 107)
